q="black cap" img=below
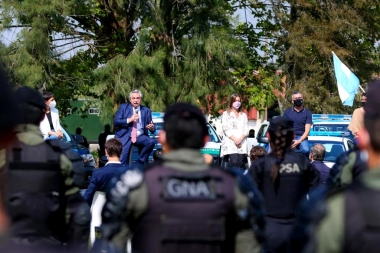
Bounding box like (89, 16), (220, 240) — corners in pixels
(164, 102), (208, 136)
(268, 116), (294, 132)
(14, 86), (45, 109)
(364, 79), (380, 118)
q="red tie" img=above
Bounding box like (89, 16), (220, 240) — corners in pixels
(132, 121), (137, 143)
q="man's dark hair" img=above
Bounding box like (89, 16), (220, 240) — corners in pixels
(310, 144), (325, 161)
(105, 138), (122, 158)
(76, 127), (82, 134)
(249, 146), (267, 162)
(153, 148), (164, 162)
(364, 79), (380, 152)
(163, 102), (208, 150)
(104, 124), (111, 132)
(249, 129), (255, 138)
(14, 87), (45, 125)
(42, 91), (54, 102)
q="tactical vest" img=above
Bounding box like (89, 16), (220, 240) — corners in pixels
(344, 180), (380, 253)
(4, 139), (66, 241)
(131, 166), (236, 253)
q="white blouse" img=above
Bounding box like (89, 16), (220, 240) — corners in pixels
(220, 110), (249, 156)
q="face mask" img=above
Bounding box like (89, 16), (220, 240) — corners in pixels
(232, 101), (241, 109)
(362, 102), (366, 107)
(49, 100), (57, 108)
(294, 99), (303, 106)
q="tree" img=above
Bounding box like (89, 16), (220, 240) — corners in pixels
(269, 0), (380, 113)
(0, 0), (248, 123)
(233, 0), (380, 114)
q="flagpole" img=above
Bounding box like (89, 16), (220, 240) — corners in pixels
(359, 85), (365, 93)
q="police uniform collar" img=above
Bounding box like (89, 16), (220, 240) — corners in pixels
(163, 149), (209, 172)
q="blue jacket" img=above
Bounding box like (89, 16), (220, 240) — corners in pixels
(114, 103), (154, 143)
(83, 163), (127, 204)
(311, 160), (330, 184)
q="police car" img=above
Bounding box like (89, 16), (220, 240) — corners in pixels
(102, 112), (222, 165)
(256, 118), (354, 167)
(312, 114), (353, 139)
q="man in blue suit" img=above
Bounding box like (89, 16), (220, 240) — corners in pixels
(83, 138), (127, 205)
(309, 143), (330, 183)
(114, 89), (156, 165)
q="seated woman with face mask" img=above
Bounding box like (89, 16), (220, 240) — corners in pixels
(39, 91), (64, 140)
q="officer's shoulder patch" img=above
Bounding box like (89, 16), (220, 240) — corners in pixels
(119, 168), (144, 189)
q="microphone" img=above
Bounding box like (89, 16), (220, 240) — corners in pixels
(135, 109), (139, 123)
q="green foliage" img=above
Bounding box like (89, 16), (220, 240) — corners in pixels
(1, 0), (247, 123)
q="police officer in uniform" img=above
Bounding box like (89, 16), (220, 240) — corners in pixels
(0, 87), (90, 252)
(327, 147), (367, 189)
(249, 116), (321, 253)
(296, 79), (380, 253)
(96, 102), (265, 253)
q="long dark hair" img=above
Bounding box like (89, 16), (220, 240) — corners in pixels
(268, 127), (294, 183)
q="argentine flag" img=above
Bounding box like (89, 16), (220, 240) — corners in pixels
(332, 52), (360, 106)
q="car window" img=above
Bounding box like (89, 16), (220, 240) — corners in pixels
(257, 123), (268, 138)
(347, 140), (355, 150)
(207, 124), (221, 143)
(309, 140), (345, 162)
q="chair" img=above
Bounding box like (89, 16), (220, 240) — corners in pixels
(90, 191), (106, 246)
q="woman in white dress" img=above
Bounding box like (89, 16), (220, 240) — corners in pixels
(221, 93), (249, 169)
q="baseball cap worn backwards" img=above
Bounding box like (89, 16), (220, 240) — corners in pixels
(364, 79), (380, 119)
(164, 102), (208, 136)
(268, 116), (294, 132)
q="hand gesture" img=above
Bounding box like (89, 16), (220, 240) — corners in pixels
(146, 121), (155, 131)
(291, 139), (301, 149)
(56, 129), (64, 139)
(130, 113), (139, 122)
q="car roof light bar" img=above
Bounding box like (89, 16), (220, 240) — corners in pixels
(312, 114), (352, 121)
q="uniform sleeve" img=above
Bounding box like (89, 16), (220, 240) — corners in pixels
(60, 154), (90, 249)
(315, 194), (345, 253)
(222, 111), (233, 137)
(60, 154), (80, 195)
(233, 183), (262, 253)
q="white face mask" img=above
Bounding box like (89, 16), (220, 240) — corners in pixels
(49, 100), (57, 108)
